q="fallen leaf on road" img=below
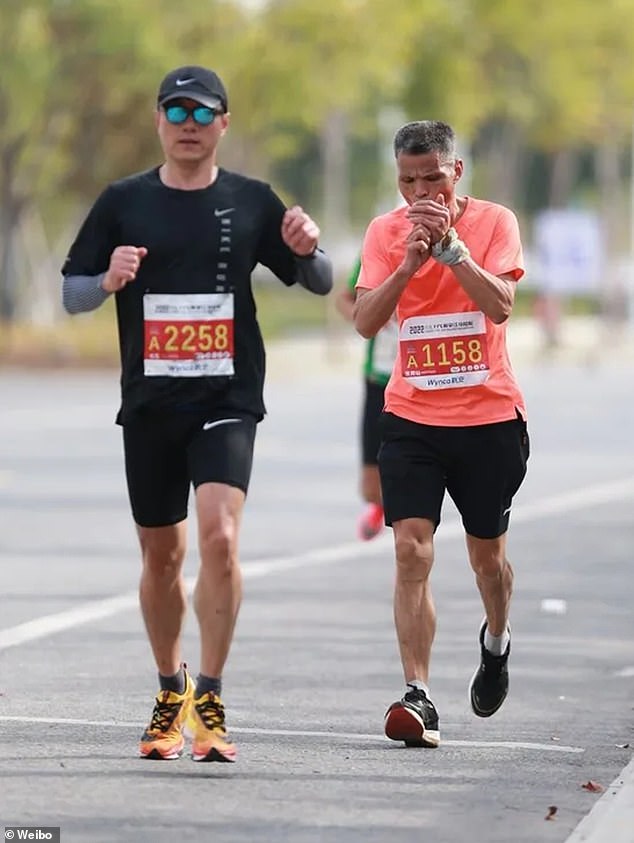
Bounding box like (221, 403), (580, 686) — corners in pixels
(581, 781), (604, 793)
(550, 736), (560, 742)
(545, 806), (558, 821)
(616, 743), (630, 749)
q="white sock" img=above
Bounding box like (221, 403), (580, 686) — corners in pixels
(406, 679), (431, 697)
(484, 627), (510, 656)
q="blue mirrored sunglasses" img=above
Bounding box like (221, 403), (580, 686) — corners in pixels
(164, 104), (218, 126)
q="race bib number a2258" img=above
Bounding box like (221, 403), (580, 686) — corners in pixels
(143, 293), (234, 377)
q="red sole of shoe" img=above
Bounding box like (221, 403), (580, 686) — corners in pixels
(384, 707), (439, 748)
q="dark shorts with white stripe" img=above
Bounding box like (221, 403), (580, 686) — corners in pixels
(377, 410), (529, 539)
(122, 409), (258, 527)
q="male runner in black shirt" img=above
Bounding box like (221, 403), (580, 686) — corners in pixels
(63, 65), (332, 763)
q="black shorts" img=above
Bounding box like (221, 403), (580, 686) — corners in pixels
(122, 410), (258, 528)
(361, 379), (387, 466)
(378, 411), (529, 539)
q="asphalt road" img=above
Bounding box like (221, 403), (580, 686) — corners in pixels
(0, 350), (633, 843)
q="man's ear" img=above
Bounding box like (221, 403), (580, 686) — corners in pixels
(453, 158), (464, 183)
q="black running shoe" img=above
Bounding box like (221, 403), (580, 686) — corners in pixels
(384, 687), (440, 747)
(469, 620), (511, 718)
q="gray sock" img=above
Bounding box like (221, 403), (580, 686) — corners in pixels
(158, 665), (186, 694)
(195, 674), (222, 698)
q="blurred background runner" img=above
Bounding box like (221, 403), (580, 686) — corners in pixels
(336, 255), (398, 540)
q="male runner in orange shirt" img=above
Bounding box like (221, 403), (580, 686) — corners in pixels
(354, 120), (529, 748)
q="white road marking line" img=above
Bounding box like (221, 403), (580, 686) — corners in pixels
(0, 715), (583, 753)
(0, 535), (413, 652)
(565, 756), (634, 843)
(541, 598), (567, 615)
(0, 543), (391, 651)
(0, 592), (139, 651)
(615, 667), (634, 678)
(510, 476), (634, 523)
(0, 405), (115, 432)
(1, 476), (633, 652)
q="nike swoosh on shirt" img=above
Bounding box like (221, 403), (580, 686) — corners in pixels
(202, 418), (242, 431)
(214, 208), (235, 217)
(175, 78), (196, 86)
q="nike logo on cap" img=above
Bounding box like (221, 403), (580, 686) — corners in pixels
(214, 208), (235, 217)
(175, 78), (196, 86)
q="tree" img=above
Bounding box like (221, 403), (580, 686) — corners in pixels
(0, 0), (244, 320)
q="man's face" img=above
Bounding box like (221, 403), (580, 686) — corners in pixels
(396, 150), (463, 206)
(155, 97), (229, 164)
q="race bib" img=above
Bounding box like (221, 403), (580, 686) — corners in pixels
(399, 311), (490, 390)
(143, 293), (234, 377)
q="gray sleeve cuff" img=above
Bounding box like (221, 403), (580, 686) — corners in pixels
(292, 248), (333, 295)
(62, 273), (111, 314)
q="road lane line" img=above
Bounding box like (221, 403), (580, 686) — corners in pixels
(0, 715), (584, 753)
(615, 667), (634, 677)
(1, 475), (633, 652)
(0, 533), (431, 652)
(509, 476), (634, 523)
(0, 542), (394, 651)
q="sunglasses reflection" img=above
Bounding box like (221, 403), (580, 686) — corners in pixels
(164, 105), (219, 126)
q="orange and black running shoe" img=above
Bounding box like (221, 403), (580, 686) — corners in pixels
(186, 691), (237, 763)
(139, 669), (194, 760)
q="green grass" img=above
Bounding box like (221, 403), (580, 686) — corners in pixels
(0, 283), (601, 368)
(0, 281), (332, 367)
(253, 280), (331, 336)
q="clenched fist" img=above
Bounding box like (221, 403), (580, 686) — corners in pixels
(281, 205), (320, 257)
(400, 224), (431, 277)
(102, 246), (148, 293)
(406, 193), (451, 245)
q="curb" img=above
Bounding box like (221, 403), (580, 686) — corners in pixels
(565, 755), (634, 843)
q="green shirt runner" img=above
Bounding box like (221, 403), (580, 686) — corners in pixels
(347, 256), (398, 387)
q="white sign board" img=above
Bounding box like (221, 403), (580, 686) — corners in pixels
(532, 209), (603, 294)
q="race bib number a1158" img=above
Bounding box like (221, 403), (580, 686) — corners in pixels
(143, 293), (234, 377)
(399, 312), (490, 390)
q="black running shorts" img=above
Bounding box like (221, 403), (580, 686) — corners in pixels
(122, 410), (258, 528)
(361, 379), (387, 466)
(378, 411), (529, 539)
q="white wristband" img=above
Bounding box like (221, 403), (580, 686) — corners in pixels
(431, 228), (470, 266)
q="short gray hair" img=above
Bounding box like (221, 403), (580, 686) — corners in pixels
(393, 121), (456, 160)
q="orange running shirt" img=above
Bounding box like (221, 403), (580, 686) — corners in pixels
(357, 197), (526, 427)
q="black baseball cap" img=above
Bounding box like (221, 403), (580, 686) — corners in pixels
(157, 65), (228, 112)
